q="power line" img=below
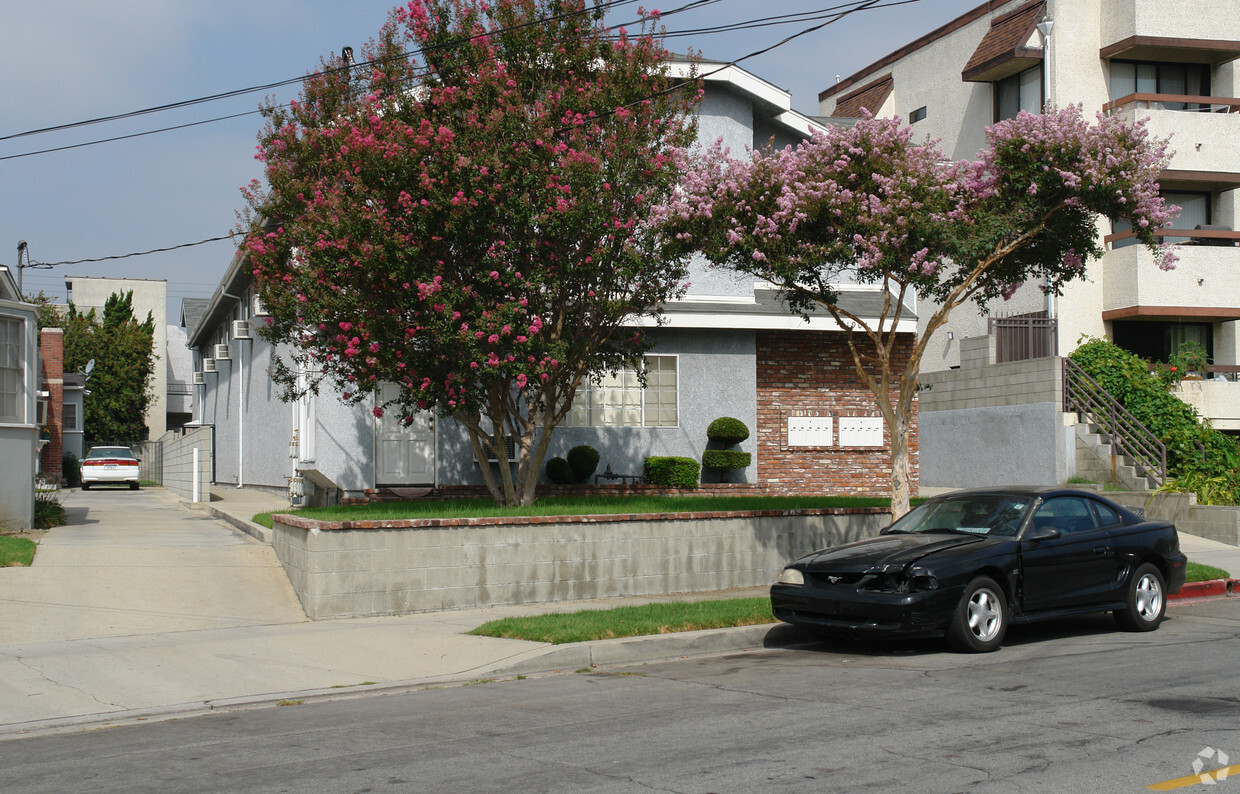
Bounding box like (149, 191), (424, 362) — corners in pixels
(22, 236), (233, 269)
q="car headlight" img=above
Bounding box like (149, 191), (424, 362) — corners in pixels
(776, 567), (805, 586)
(863, 568), (939, 593)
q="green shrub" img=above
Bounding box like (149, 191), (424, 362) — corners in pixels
(707, 416), (750, 445)
(644, 456), (700, 488)
(702, 450), (752, 469)
(566, 445), (600, 482)
(545, 457), (575, 485)
(33, 488), (66, 529)
(1070, 336), (1239, 483)
(62, 453), (82, 487)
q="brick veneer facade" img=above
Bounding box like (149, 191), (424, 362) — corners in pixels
(756, 329), (918, 496)
(39, 328), (64, 480)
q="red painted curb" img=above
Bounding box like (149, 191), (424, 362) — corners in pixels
(1170, 579), (1239, 601)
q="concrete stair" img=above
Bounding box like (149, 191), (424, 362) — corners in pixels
(1071, 418), (1157, 491)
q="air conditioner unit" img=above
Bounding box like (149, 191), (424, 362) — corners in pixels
(231, 320), (252, 340)
(214, 343), (231, 360)
(252, 295), (269, 316)
(483, 438), (519, 463)
(202, 358), (217, 373)
(192, 372), (206, 385)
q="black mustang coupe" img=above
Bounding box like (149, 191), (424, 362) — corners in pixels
(770, 487), (1187, 652)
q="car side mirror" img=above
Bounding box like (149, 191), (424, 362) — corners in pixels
(1028, 526), (1061, 542)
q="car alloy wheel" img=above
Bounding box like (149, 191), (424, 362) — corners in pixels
(947, 576), (1008, 653)
(1115, 563), (1165, 632)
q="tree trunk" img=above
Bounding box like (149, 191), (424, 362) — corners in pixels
(888, 409), (913, 520)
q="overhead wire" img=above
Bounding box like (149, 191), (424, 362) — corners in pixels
(8, 0), (915, 269)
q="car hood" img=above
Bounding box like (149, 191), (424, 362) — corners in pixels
(796, 533), (988, 572)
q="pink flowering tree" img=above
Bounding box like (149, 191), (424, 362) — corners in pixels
(657, 106), (1176, 517)
(241, 0), (698, 505)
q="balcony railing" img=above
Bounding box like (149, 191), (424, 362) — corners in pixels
(1104, 228), (1240, 249)
(1104, 93), (1240, 115)
(988, 313), (1057, 364)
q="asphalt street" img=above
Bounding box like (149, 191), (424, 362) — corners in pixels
(1, 598), (1237, 793)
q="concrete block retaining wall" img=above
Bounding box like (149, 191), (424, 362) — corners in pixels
(1107, 491), (1240, 546)
(271, 509), (892, 620)
(160, 426), (212, 503)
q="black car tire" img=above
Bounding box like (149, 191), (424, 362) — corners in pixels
(81, 483), (90, 491)
(129, 482), (139, 491)
(1114, 563), (1166, 632)
(947, 576), (1008, 653)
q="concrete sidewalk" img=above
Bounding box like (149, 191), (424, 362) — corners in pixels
(0, 485), (1235, 740)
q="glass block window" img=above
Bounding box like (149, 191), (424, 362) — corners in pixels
(564, 355), (678, 428)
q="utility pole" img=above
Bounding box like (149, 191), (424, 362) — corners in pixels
(16, 241), (27, 294)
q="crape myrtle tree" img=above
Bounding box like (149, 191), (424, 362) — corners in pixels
(656, 106), (1177, 517)
(241, 0), (699, 505)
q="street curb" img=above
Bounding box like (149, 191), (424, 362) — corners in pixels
(1169, 578), (1239, 601)
(197, 502), (273, 544)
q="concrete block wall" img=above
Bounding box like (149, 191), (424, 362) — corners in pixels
(161, 426), (212, 502)
(918, 339), (1062, 412)
(1108, 491), (1240, 546)
(270, 509), (892, 619)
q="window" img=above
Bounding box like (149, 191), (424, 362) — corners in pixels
(564, 355), (678, 428)
(908, 106), (927, 124)
(0, 316), (23, 423)
(1091, 500), (1123, 529)
(995, 66), (1041, 121)
(63, 402), (79, 432)
(1032, 497), (1100, 534)
(1113, 320), (1212, 365)
(1114, 191), (1211, 247)
(1110, 60), (1211, 110)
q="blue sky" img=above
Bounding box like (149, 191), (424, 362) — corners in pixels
(1, 0), (979, 316)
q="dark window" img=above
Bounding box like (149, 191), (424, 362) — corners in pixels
(1090, 501), (1123, 528)
(995, 66), (1042, 121)
(909, 106), (927, 124)
(1032, 497), (1100, 534)
(1112, 321), (1213, 365)
(1109, 60), (1211, 110)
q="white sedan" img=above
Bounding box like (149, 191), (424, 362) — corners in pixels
(81, 446), (141, 490)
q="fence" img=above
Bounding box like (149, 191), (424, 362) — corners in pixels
(135, 440), (163, 485)
(988, 312), (1057, 364)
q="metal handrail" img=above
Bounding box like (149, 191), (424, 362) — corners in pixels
(1062, 358), (1167, 487)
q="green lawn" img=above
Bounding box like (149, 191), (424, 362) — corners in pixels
(0, 536), (37, 567)
(252, 494), (899, 528)
(1187, 562), (1230, 583)
(470, 597), (776, 644)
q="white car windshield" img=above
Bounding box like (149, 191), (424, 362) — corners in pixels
(886, 495), (1032, 537)
(86, 447), (135, 459)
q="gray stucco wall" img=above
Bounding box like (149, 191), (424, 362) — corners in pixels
(271, 509), (890, 619)
(161, 425), (212, 502)
(0, 426), (36, 530)
(434, 328), (758, 486)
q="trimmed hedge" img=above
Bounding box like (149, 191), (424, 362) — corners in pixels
(567, 445), (600, 483)
(644, 456), (700, 488)
(707, 416), (750, 445)
(545, 456), (575, 485)
(702, 450), (752, 470)
(62, 452), (82, 487)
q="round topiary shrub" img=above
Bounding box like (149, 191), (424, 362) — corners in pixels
(643, 456), (700, 488)
(707, 416), (750, 445)
(566, 444), (600, 483)
(545, 456), (575, 485)
(702, 450), (752, 470)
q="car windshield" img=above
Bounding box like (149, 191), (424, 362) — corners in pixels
(886, 495), (1032, 537)
(87, 447), (134, 459)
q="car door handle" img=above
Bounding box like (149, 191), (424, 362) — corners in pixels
(1093, 546), (1112, 557)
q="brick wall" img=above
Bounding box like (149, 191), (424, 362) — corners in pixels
(38, 329), (64, 480)
(756, 330), (917, 495)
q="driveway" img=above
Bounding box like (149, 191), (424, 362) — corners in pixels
(1, 487), (305, 645)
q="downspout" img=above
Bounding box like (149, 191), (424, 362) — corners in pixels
(1037, 17), (1056, 326)
(237, 334), (244, 488)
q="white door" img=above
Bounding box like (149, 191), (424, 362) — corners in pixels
(375, 383), (435, 485)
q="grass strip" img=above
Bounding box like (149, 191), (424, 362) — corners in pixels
(0, 536), (37, 567)
(254, 494), (897, 527)
(470, 597), (776, 644)
(1186, 562), (1230, 583)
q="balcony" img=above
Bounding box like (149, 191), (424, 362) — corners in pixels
(1101, 0), (1240, 64)
(1104, 94), (1240, 179)
(1174, 378), (1240, 431)
(1102, 229), (1240, 319)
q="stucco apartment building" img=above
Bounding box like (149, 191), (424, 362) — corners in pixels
(818, 0), (1240, 406)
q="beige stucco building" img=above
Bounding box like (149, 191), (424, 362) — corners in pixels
(64, 276), (168, 440)
(818, 0), (1240, 427)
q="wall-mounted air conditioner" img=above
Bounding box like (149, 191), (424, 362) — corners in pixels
(214, 344), (231, 360)
(231, 320), (252, 340)
(202, 358), (217, 373)
(252, 295), (269, 316)
(192, 372), (206, 385)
